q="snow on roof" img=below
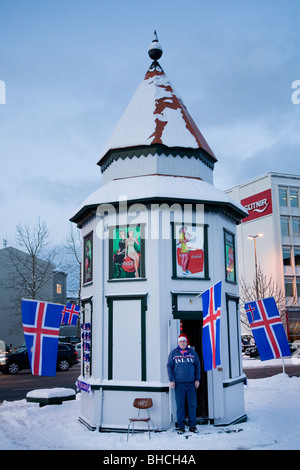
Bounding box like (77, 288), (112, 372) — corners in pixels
(98, 62), (217, 165)
(70, 174), (247, 222)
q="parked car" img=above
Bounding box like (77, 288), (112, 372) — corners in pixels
(59, 336), (80, 345)
(241, 335), (255, 355)
(289, 342), (298, 355)
(0, 340), (11, 354)
(0, 343), (78, 374)
(0, 340), (11, 368)
(249, 345), (260, 358)
(75, 342), (81, 358)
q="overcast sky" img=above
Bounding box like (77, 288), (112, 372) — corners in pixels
(1, 0), (300, 247)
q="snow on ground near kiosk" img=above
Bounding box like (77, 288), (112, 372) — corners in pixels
(1, 366), (300, 450)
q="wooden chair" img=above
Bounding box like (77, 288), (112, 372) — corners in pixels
(127, 398), (154, 440)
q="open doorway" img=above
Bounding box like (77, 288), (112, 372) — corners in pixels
(180, 319), (208, 423)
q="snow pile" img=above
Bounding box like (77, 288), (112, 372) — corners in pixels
(26, 388), (76, 399)
(1, 373), (300, 450)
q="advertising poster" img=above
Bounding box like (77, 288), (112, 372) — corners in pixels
(224, 230), (236, 283)
(83, 232), (93, 284)
(109, 225), (145, 279)
(172, 223), (205, 279)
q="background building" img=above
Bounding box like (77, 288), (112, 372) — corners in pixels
(226, 172), (300, 342)
(0, 246), (67, 348)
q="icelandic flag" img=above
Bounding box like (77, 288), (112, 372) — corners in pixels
(245, 297), (291, 361)
(202, 281), (222, 371)
(21, 299), (63, 376)
(61, 303), (80, 325)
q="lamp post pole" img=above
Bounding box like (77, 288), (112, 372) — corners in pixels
(247, 234), (263, 300)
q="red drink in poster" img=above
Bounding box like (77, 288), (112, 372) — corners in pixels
(177, 248), (204, 274)
(121, 255), (140, 273)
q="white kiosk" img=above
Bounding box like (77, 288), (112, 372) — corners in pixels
(71, 33), (248, 432)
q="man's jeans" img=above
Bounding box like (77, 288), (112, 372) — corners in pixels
(174, 382), (197, 429)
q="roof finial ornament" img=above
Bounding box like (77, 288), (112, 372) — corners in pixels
(148, 30), (163, 61)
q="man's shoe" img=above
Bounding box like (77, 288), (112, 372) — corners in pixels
(177, 428), (185, 434)
(189, 427), (199, 433)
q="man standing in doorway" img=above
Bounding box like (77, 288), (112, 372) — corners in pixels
(167, 333), (201, 434)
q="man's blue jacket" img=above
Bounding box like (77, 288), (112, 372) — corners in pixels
(167, 346), (201, 383)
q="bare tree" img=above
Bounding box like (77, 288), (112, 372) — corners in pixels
(60, 224), (82, 337)
(10, 217), (60, 299)
(62, 224), (82, 305)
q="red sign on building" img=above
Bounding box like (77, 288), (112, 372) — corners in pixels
(241, 188), (273, 223)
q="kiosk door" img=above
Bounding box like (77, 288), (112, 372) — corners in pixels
(180, 319), (208, 422)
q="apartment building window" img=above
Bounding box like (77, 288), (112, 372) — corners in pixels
(56, 283), (62, 294)
(281, 217), (290, 237)
(295, 247), (300, 267)
(282, 247), (291, 266)
(279, 187), (288, 207)
(292, 218), (300, 238)
(290, 188), (299, 208)
(297, 278), (300, 300)
(285, 277), (294, 297)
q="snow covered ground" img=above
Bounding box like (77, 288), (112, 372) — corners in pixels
(1, 360), (300, 450)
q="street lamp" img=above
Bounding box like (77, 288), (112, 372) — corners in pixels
(247, 233), (263, 299)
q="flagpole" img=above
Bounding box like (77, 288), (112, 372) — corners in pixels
(282, 357), (285, 374)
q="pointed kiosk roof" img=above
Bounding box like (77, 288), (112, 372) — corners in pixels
(71, 34), (248, 226)
(97, 32), (217, 168)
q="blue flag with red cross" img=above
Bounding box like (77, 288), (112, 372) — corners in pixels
(61, 303), (80, 325)
(21, 299), (63, 376)
(202, 281), (222, 371)
(245, 297), (291, 361)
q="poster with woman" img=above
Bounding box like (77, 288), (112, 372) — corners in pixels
(109, 225), (145, 280)
(172, 223), (207, 279)
(224, 230), (236, 283)
(83, 232), (93, 284)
